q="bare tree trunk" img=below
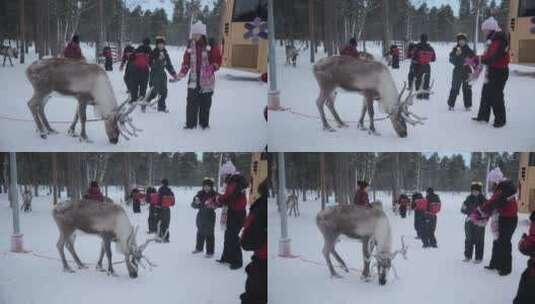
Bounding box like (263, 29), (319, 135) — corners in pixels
(392, 153), (401, 206)
(320, 152), (326, 209)
(123, 154), (131, 201)
(308, 0), (315, 63)
(52, 153), (58, 205)
(67, 153), (82, 200)
(19, 0), (25, 64)
(382, 0), (392, 55)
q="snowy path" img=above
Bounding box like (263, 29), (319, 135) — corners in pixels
(0, 189), (251, 304)
(269, 43), (535, 151)
(268, 192), (529, 304)
(0, 46), (267, 151)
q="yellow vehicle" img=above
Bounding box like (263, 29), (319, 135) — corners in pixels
(508, 0), (535, 64)
(518, 152), (535, 213)
(222, 0), (268, 74)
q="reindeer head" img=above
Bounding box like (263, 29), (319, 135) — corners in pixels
(391, 81), (432, 137)
(125, 226), (157, 278)
(372, 236), (408, 285)
(107, 99), (143, 144)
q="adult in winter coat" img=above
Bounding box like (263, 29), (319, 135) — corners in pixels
(413, 34), (436, 99)
(340, 38), (360, 59)
(191, 178), (219, 256)
(147, 36), (178, 112)
(423, 188), (441, 248)
(480, 179), (518, 276)
(353, 181), (371, 207)
(217, 173), (248, 270)
(146, 186), (159, 234)
(240, 180), (268, 304)
(102, 45), (113, 71)
(388, 45), (400, 69)
(177, 21), (222, 129)
(157, 179), (175, 242)
(130, 188), (143, 213)
(447, 33), (475, 111)
(513, 212), (535, 304)
(131, 38), (152, 102)
(461, 183), (487, 263)
(120, 45), (136, 94)
(63, 35), (84, 60)
(412, 192), (425, 239)
(473, 17), (510, 128)
(406, 42), (417, 89)
(398, 194), (409, 218)
(83, 181), (104, 202)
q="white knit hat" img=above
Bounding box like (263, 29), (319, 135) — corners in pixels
(190, 21), (207, 37)
(481, 17), (501, 32)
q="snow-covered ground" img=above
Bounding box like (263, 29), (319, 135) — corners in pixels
(0, 188), (251, 304)
(269, 42), (535, 151)
(268, 192), (530, 304)
(0, 45), (267, 151)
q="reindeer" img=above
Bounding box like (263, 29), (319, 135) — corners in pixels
(52, 199), (157, 278)
(25, 58), (141, 143)
(316, 203), (407, 285)
(313, 55), (429, 137)
(285, 45), (299, 67)
(287, 192), (299, 217)
(1, 45), (18, 67)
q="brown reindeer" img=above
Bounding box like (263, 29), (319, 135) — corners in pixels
(313, 55), (429, 137)
(316, 202), (407, 285)
(52, 199), (157, 278)
(25, 58), (141, 143)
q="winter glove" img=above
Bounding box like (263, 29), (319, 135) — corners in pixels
(191, 196), (201, 209)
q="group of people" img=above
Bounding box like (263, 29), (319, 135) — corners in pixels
(62, 20), (222, 130)
(410, 188), (441, 248)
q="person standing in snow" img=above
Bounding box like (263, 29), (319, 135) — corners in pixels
(240, 180), (267, 304)
(398, 194), (409, 218)
(217, 172), (248, 270)
(102, 45), (113, 71)
(480, 179), (518, 276)
(146, 186), (159, 234)
(406, 42), (417, 89)
(513, 212), (535, 304)
(130, 187), (143, 213)
(447, 33), (475, 111)
(473, 17), (510, 128)
(387, 44), (400, 69)
(177, 21), (222, 129)
(131, 38), (152, 102)
(63, 35), (84, 60)
(413, 34), (436, 99)
(340, 38), (360, 59)
(146, 36), (178, 112)
(120, 44), (136, 95)
(412, 192), (425, 239)
(353, 181), (371, 207)
(83, 181), (104, 202)
(157, 179), (175, 242)
(191, 178), (219, 257)
(423, 188), (441, 248)
(461, 182), (487, 263)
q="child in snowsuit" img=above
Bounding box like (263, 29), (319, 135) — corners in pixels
(473, 17), (510, 128)
(177, 22), (222, 129)
(423, 188), (441, 248)
(354, 181), (371, 207)
(412, 192), (425, 239)
(406, 42), (417, 89)
(157, 179), (175, 242)
(398, 194), (409, 218)
(514, 212), (535, 304)
(147, 36), (177, 112)
(146, 186), (159, 233)
(191, 178), (219, 256)
(102, 45), (113, 71)
(240, 180), (268, 304)
(388, 45), (400, 69)
(413, 34), (436, 99)
(131, 38), (152, 102)
(130, 188), (143, 213)
(83, 181), (104, 202)
(447, 33), (475, 111)
(461, 183), (487, 263)
(120, 45), (136, 94)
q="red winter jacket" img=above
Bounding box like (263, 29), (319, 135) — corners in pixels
(354, 189), (370, 207)
(84, 186), (104, 202)
(241, 197), (267, 260)
(414, 198), (428, 212)
(519, 220), (535, 276)
(482, 191), (518, 218)
(149, 192), (159, 206)
(179, 41), (222, 77)
(399, 197), (409, 207)
(482, 31), (509, 69)
(63, 42), (83, 60)
(340, 45), (360, 59)
(220, 181), (247, 212)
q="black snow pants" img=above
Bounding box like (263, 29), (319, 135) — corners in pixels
(240, 257), (267, 304)
(186, 88), (213, 129)
(195, 211), (216, 255)
(158, 207), (171, 242)
(414, 211), (424, 238)
(105, 57), (113, 71)
(408, 62), (416, 89)
(391, 56), (400, 69)
(447, 69), (472, 108)
(514, 260), (535, 304)
(132, 201), (141, 213)
(476, 67), (509, 125)
(148, 71), (169, 111)
(220, 209), (246, 268)
(414, 64), (431, 99)
(422, 214), (437, 247)
(399, 205), (407, 218)
(464, 221), (485, 260)
(131, 68), (149, 102)
(148, 205), (159, 233)
(488, 216), (518, 274)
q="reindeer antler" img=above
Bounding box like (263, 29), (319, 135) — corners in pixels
(116, 97), (143, 140)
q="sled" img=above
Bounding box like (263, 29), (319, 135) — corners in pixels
(224, 74), (263, 82)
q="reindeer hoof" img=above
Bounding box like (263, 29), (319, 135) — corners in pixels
(79, 137), (93, 143)
(107, 270), (118, 277)
(368, 130), (380, 136)
(360, 275), (372, 282)
(323, 126), (336, 132)
(357, 123), (367, 131)
(63, 267), (75, 273)
(47, 129), (59, 135)
(78, 264), (88, 270)
(331, 273), (343, 279)
(337, 123), (349, 128)
(67, 129), (78, 137)
(96, 264), (105, 272)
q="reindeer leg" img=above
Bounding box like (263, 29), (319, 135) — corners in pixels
(316, 89), (334, 131)
(331, 248), (349, 273)
(65, 233), (87, 269)
(326, 92), (347, 128)
(78, 102), (92, 143)
(28, 93), (48, 139)
(358, 101), (367, 130)
(367, 96), (379, 136)
(322, 238), (341, 278)
(361, 237), (372, 281)
(96, 240), (106, 271)
(68, 104), (79, 137)
(104, 238), (117, 276)
(56, 230), (75, 273)
(39, 96), (58, 134)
